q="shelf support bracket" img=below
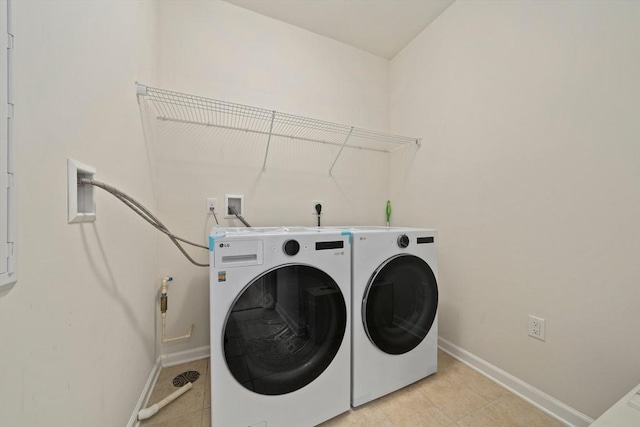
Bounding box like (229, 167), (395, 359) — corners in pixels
(262, 111), (276, 172)
(329, 127), (354, 176)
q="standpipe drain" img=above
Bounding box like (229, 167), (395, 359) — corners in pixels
(172, 370), (201, 387)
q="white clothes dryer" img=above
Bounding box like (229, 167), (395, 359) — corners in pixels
(348, 226), (438, 407)
(209, 227), (351, 427)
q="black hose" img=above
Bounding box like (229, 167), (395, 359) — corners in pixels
(229, 206), (251, 227)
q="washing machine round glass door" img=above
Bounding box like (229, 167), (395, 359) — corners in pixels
(222, 264), (347, 395)
(363, 254), (438, 355)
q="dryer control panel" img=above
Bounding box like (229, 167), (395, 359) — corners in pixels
(397, 234), (410, 248)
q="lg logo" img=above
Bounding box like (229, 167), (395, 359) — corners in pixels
(219, 243), (230, 248)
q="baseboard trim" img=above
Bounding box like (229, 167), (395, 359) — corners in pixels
(127, 346), (211, 427)
(160, 345), (211, 368)
(126, 356), (162, 427)
(438, 338), (594, 427)
(130, 343), (592, 426)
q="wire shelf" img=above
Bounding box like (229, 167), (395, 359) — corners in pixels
(136, 84), (421, 174)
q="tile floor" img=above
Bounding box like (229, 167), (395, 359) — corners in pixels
(139, 350), (564, 427)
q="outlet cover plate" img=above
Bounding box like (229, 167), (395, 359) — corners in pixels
(528, 315), (546, 341)
(206, 197), (218, 214)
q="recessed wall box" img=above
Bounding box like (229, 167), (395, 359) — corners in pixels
(224, 194), (244, 219)
(68, 159), (96, 223)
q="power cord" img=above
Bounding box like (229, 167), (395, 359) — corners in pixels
(315, 203), (322, 227)
(209, 207), (219, 225)
(79, 178), (209, 267)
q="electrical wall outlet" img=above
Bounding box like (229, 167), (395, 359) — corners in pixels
(206, 197), (217, 214)
(225, 194), (244, 219)
(312, 200), (323, 215)
(528, 315), (546, 341)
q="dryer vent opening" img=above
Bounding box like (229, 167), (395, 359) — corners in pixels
(172, 370), (201, 387)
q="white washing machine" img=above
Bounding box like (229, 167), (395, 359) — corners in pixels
(348, 226), (438, 407)
(209, 227), (351, 427)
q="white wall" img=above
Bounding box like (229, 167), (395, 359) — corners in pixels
(0, 1), (158, 426)
(151, 0), (391, 355)
(390, 0), (640, 419)
(3, 1), (635, 424)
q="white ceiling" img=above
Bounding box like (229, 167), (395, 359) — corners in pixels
(223, 0), (456, 59)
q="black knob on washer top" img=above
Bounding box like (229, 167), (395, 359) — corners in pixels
(397, 234), (410, 248)
(283, 239), (300, 256)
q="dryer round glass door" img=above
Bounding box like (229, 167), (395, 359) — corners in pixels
(363, 254), (438, 355)
(222, 264), (347, 395)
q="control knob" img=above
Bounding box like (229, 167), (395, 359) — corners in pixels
(283, 239), (300, 256)
(397, 234), (410, 248)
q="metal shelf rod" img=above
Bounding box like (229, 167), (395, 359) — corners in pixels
(262, 111), (276, 172)
(329, 127), (354, 176)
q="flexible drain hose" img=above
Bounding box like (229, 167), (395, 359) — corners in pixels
(79, 178), (209, 267)
(137, 382), (193, 421)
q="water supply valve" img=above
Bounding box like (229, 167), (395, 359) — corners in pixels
(160, 275), (194, 343)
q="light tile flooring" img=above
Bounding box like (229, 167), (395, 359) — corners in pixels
(139, 350), (564, 427)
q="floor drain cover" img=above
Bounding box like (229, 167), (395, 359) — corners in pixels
(172, 370), (200, 387)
